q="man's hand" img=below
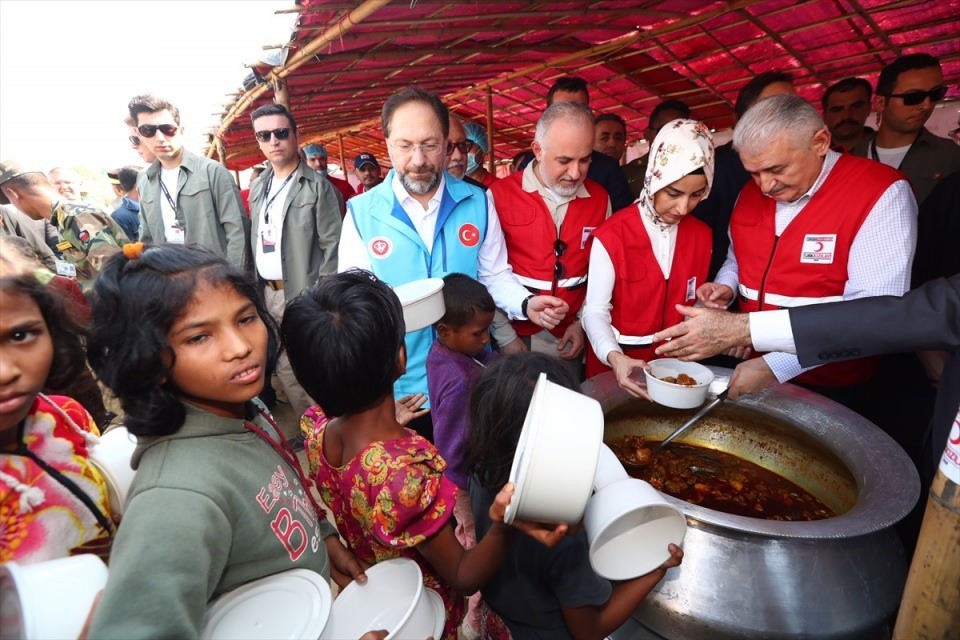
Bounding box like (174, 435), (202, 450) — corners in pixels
(395, 393), (429, 426)
(499, 338), (528, 355)
(696, 282), (734, 309)
(526, 296), (569, 331)
(607, 351), (652, 400)
(325, 535), (370, 589)
(557, 320), (585, 360)
(654, 305), (751, 360)
(728, 358), (777, 399)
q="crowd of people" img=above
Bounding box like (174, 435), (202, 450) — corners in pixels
(1, 49), (958, 639)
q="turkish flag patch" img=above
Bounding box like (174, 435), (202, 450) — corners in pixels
(458, 223), (480, 248)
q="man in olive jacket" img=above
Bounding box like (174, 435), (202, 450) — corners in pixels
(248, 103), (341, 423)
(129, 94), (248, 269)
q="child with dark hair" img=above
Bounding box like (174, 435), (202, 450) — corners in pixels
(84, 243), (365, 638)
(466, 352), (683, 640)
(426, 272), (497, 638)
(0, 246), (114, 564)
(284, 270), (566, 640)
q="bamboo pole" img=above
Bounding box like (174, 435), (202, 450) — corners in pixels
(893, 418), (960, 639)
(486, 86), (495, 173)
(208, 0), (393, 158)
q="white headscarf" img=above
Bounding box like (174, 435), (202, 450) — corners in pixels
(640, 119), (715, 228)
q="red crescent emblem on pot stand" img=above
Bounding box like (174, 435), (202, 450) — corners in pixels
(458, 223), (480, 247)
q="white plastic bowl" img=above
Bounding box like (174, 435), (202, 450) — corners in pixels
(644, 359), (714, 409)
(0, 554), (109, 640)
(584, 477), (687, 580)
(394, 279), (445, 333)
(88, 426), (137, 515)
(321, 558), (442, 640)
(504, 373), (604, 525)
(201, 569), (332, 639)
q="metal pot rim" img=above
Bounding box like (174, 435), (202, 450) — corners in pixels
(582, 369), (921, 539)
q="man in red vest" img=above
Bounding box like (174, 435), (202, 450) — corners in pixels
(698, 94), (917, 410)
(490, 100), (611, 376)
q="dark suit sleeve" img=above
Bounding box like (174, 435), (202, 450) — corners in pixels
(790, 275), (960, 367)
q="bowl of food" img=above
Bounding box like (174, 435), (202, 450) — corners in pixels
(644, 359), (713, 409)
(504, 373), (604, 525)
(201, 569), (332, 639)
(0, 554), (109, 640)
(321, 558), (442, 640)
(393, 279), (445, 333)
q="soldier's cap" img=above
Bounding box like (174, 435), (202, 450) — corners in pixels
(0, 159), (45, 205)
(302, 143), (327, 159)
(354, 153), (379, 170)
(107, 166), (140, 192)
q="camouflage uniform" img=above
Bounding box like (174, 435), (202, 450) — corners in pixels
(50, 199), (128, 292)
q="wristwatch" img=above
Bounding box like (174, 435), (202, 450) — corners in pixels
(521, 295), (534, 319)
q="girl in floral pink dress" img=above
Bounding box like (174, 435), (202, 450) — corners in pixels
(284, 271), (567, 640)
(0, 252), (114, 564)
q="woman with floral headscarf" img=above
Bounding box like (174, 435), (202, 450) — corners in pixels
(582, 119), (715, 395)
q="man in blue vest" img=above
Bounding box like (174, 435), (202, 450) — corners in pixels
(339, 87), (569, 440)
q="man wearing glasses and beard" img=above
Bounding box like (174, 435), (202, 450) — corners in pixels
(128, 94), (247, 268)
(852, 53), (960, 206)
(338, 87), (569, 442)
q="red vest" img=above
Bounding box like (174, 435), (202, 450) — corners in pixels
(730, 153), (902, 386)
(492, 173), (609, 337)
(586, 207), (712, 377)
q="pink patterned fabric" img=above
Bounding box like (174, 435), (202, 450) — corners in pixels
(302, 406), (463, 639)
(1, 395), (112, 564)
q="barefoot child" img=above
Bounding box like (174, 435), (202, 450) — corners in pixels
(284, 270), (566, 640)
(466, 353), (684, 639)
(85, 243), (365, 637)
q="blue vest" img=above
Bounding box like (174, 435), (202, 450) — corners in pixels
(348, 171), (489, 403)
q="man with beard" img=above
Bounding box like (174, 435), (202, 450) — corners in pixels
(338, 87), (569, 440)
(489, 101), (611, 376)
(821, 77), (874, 152)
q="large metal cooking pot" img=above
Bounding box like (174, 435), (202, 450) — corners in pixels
(582, 369), (920, 640)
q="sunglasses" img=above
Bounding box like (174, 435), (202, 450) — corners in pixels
(254, 128), (292, 143)
(137, 123), (179, 138)
(886, 85), (947, 106)
(128, 135), (141, 148)
(553, 239), (568, 283)
(447, 141), (471, 154)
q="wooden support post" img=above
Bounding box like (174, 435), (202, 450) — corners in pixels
(486, 86), (495, 173)
(337, 133), (346, 176)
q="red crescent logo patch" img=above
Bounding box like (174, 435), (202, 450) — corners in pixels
(369, 236), (392, 259)
(458, 223), (480, 248)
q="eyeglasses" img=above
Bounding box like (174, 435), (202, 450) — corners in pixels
(553, 239), (568, 283)
(137, 123), (179, 138)
(254, 128), (292, 143)
(390, 141), (444, 155)
(128, 135), (141, 148)
(885, 85), (947, 106)
(447, 141), (471, 154)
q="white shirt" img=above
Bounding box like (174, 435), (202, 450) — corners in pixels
(254, 174), (294, 281)
(160, 167), (185, 244)
(714, 149), (917, 382)
(582, 206), (678, 365)
(874, 143), (912, 170)
(338, 172), (532, 318)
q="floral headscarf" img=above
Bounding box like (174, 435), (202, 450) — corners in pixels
(640, 119), (715, 228)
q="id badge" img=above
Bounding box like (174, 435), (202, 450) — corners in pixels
(686, 276), (697, 301)
(261, 225), (277, 254)
(580, 226), (596, 250)
(55, 259), (77, 278)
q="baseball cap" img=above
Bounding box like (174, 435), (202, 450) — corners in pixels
(108, 166), (140, 192)
(302, 143), (327, 159)
(354, 153), (379, 170)
(0, 159), (44, 205)
(463, 122), (489, 153)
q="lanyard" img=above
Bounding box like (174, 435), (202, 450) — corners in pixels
(262, 165), (298, 225)
(243, 406), (327, 521)
(158, 174), (185, 232)
(869, 136), (918, 169)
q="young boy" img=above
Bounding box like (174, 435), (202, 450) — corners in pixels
(426, 273), (498, 639)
